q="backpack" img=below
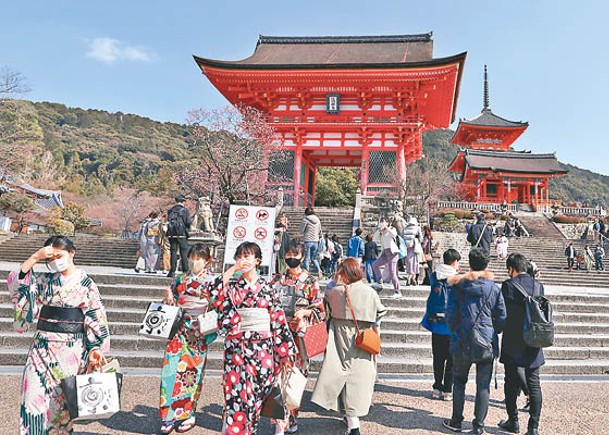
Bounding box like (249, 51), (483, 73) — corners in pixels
(332, 243), (343, 260)
(394, 235), (408, 259)
(427, 275), (448, 320)
(146, 221), (160, 237)
(513, 281), (554, 348)
(167, 206), (187, 237)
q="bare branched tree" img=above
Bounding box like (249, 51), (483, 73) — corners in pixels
(0, 68), (30, 96)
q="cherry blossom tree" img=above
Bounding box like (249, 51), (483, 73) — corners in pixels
(177, 104), (285, 205)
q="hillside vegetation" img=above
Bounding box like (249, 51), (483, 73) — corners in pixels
(2, 99), (608, 208)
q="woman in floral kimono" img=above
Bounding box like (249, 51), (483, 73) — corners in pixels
(7, 236), (110, 435)
(271, 239), (325, 435)
(159, 244), (217, 434)
(211, 241), (297, 435)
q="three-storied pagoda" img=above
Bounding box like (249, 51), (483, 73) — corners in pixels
(195, 33), (466, 205)
(448, 66), (567, 206)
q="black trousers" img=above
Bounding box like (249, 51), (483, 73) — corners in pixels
(432, 334), (453, 392)
(504, 363), (542, 430)
(452, 355), (493, 430)
(169, 238), (189, 274)
(567, 257), (574, 269)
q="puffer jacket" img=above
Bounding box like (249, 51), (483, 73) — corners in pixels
(299, 214), (322, 242)
(446, 270), (506, 357)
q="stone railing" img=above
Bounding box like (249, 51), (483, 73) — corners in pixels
(556, 206), (606, 217)
(436, 201), (519, 213)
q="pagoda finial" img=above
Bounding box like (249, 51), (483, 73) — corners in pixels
(483, 65), (490, 111)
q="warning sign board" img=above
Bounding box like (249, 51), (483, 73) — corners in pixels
(224, 205), (276, 278)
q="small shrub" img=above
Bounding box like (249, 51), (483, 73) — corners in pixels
(552, 214), (588, 224)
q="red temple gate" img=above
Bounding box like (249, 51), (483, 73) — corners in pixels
(195, 34), (466, 205)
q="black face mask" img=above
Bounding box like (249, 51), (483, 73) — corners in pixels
(285, 257), (302, 268)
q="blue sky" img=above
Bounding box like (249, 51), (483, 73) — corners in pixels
(2, 1), (609, 174)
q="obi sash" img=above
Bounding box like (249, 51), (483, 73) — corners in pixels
(237, 308), (271, 332)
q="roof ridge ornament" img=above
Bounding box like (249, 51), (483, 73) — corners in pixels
(483, 65), (490, 111)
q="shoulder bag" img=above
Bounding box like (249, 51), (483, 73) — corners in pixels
(466, 292), (494, 363)
(344, 285), (381, 355)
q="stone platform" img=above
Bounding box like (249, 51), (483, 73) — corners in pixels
(0, 374), (606, 434)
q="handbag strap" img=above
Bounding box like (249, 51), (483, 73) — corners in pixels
(474, 223), (488, 248)
(343, 285), (360, 334)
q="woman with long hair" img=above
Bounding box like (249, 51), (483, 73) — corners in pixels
(159, 244), (217, 434)
(7, 236), (110, 434)
(312, 258), (387, 435)
(211, 242), (297, 434)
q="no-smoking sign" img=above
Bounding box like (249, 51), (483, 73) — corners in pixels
(254, 227), (268, 240)
(233, 226), (246, 239)
(235, 208), (248, 220)
(256, 209), (269, 221)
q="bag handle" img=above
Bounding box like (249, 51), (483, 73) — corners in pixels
(343, 285), (360, 334)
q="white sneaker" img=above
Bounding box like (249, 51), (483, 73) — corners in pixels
(286, 424), (298, 434)
(443, 392), (453, 401)
(432, 389), (442, 400)
(389, 292), (402, 299)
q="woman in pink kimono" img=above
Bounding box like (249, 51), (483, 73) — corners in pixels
(7, 236), (110, 435)
(211, 241), (297, 435)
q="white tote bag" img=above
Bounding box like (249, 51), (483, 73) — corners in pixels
(139, 302), (183, 340)
(198, 309), (219, 336)
(282, 365), (307, 411)
(62, 371), (123, 421)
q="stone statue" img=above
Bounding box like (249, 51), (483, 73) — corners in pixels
(389, 211), (407, 236)
(192, 196), (215, 233)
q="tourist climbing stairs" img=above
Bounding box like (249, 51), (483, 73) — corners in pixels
(280, 206), (355, 244)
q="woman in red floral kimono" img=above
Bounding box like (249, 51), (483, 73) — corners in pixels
(272, 239), (325, 435)
(159, 244), (217, 434)
(211, 241), (297, 435)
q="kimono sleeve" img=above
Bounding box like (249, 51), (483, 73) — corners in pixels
(307, 280), (325, 321)
(209, 277), (242, 337)
(269, 289), (297, 369)
(83, 276), (110, 355)
(7, 269), (44, 333)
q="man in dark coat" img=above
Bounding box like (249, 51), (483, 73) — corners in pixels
(443, 248), (506, 435)
(166, 195), (192, 277)
(564, 242), (576, 271)
(498, 253), (544, 435)
(467, 212), (493, 256)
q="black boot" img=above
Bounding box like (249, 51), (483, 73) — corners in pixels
(526, 429), (539, 435)
(498, 419), (520, 433)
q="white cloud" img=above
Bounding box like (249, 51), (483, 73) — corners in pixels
(86, 38), (156, 64)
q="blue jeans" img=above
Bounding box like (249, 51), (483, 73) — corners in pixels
(304, 241), (321, 272)
(365, 259), (377, 283)
(451, 355), (493, 430)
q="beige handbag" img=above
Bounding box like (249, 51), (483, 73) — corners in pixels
(282, 364), (307, 411)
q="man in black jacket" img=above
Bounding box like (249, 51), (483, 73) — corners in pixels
(166, 195), (192, 278)
(498, 253), (544, 435)
(466, 212), (493, 256)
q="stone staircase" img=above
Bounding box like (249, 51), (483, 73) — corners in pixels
(280, 206), (355, 244)
(0, 234), (139, 269)
(1, 269), (609, 375)
(517, 214), (564, 238)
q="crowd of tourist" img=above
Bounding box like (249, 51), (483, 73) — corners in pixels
(7, 206), (552, 435)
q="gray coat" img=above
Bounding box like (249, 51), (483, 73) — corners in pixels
(299, 214), (322, 242)
(311, 280), (387, 417)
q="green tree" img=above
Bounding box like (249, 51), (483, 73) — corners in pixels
(0, 191), (35, 215)
(314, 167), (358, 207)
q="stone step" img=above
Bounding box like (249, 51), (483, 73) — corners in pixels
(1, 347), (608, 375)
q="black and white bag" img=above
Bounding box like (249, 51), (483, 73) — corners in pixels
(514, 282), (554, 348)
(139, 302), (183, 340)
(62, 371), (123, 421)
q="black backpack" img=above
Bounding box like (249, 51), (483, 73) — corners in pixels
(332, 243), (343, 260)
(513, 281), (554, 348)
(167, 206), (187, 237)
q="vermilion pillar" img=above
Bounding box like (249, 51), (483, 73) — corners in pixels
(293, 147), (302, 205)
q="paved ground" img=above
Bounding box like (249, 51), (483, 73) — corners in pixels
(0, 374), (607, 434)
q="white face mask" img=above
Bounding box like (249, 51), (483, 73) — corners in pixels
(189, 259), (207, 274)
(241, 262), (257, 274)
(48, 256), (70, 273)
